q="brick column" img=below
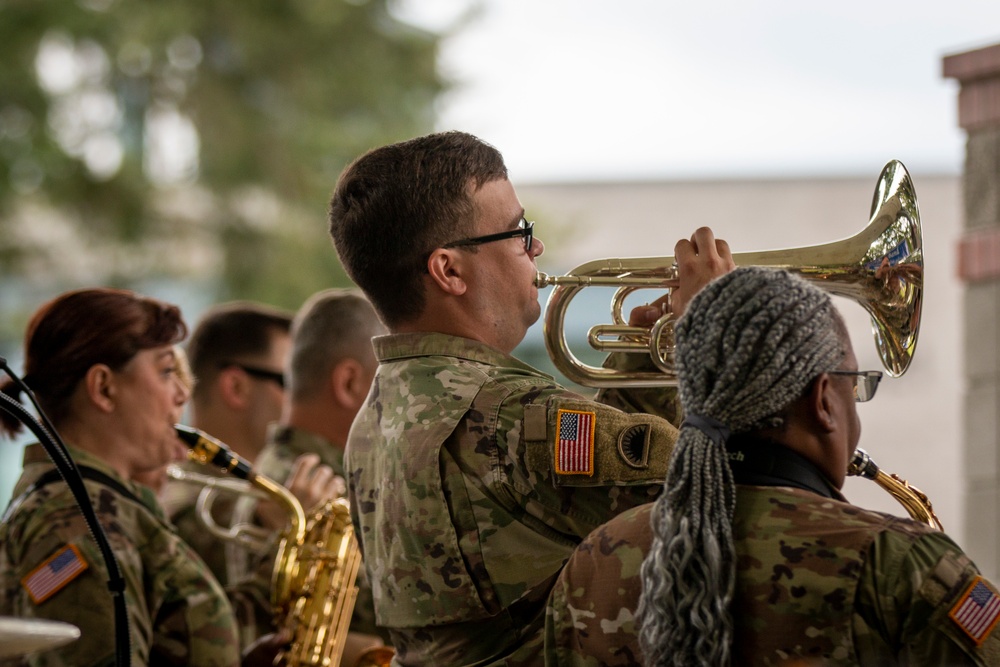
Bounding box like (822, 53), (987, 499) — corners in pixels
(944, 42), (1000, 579)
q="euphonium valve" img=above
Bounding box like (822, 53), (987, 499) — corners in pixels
(536, 160), (923, 387)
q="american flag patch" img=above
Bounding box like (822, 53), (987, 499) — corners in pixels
(21, 544), (89, 605)
(555, 409), (595, 475)
(949, 576), (1000, 645)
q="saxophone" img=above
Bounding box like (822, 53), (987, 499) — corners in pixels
(174, 425), (393, 667)
(848, 447), (943, 530)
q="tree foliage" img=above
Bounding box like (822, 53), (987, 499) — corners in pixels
(0, 0), (447, 308)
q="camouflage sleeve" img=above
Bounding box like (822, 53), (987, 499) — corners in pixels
(170, 500), (233, 586)
(854, 528), (1000, 665)
(226, 539), (278, 650)
(2, 495), (242, 666)
(2, 530), (137, 666)
(509, 382), (676, 538)
(596, 352), (682, 426)
(543, 505), (651, 667)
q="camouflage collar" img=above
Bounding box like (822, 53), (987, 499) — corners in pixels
(20, 442), (164, 515)
(373, 332), (549, 377)
(266, 423), (345, 471)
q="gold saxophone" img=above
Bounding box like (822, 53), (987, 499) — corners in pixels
(174, 425), (393, 667)
(848, 447), (943, 530)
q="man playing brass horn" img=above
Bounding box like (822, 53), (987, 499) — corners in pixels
(544, 267), (1000, 666)
(231, 288), (390, 655)
(327, 130), (733, 665)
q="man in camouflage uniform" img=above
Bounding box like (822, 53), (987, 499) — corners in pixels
(162, 301), (293, 588)
(544, 267), (1000, 666)
(327, 131), (734, 665)
(230, 289), (389, 651)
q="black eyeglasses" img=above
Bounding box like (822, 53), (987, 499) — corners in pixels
(828, 370), (883, 402)
(442, 218), (534, 253)
(220, 362), (285, 389)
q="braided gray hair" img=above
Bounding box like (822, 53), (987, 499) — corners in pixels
(636, 267), (846, 666)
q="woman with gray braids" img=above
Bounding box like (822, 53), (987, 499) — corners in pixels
(638, 265), (846, 665)
(543, 267), (999, 667)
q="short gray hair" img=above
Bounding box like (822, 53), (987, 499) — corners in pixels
(288, 289), (385, 401)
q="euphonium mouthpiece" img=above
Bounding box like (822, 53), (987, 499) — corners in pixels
(174, 424), (253, 480)
(534, 272), (553, 288)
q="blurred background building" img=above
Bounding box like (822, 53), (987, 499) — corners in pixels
(944, 41), (1000, 581)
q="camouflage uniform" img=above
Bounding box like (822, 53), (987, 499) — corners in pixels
(544, 460), (1000, 665)
(228, 424), (386, 644)
(347, 332), (682, 666)
(161, 460), (238, 587)
(0, 444), (240, 666)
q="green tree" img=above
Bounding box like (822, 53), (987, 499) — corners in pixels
(0, 0), (447, 309)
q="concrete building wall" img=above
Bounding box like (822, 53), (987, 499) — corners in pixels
(945, 41), (1000, 581)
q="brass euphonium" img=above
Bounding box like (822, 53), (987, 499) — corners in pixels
(535, 159), (922, 388)
(173, 424), (390, 667)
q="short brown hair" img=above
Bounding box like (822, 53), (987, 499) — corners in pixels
(328, 131), (508, 328)
(185, 301), (293, 402)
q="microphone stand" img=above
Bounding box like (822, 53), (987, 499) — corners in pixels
(0, 357), (130, 667)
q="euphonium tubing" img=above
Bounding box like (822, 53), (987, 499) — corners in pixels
(536, 159), (922, 388)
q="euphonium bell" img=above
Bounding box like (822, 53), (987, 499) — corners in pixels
(535, 160), (922, 388)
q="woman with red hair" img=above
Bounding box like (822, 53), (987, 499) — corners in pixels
(0, 288), (244, 666)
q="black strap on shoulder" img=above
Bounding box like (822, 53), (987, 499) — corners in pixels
(20, 465), (147, 509)
(725, 436), (839, 499)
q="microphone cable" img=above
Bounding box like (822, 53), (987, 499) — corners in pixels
(0, 357), (130, 667)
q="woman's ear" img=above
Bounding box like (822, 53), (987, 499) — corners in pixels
(425, 248), (468, 297)
(83, 364), (116, 413)
(806, 374), (837, 433)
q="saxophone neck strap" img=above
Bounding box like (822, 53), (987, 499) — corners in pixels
(20, 465), (146, 509)
(724, 437), (841, 500)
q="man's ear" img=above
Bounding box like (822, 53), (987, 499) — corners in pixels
(426, 248), (468, 297)
(330, 359), (371, 411)
(806, 374), (837, 433)
(83, 364), (116, 413)
(217, 367), (251, 410)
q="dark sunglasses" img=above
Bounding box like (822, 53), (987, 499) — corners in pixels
(828, 370), (883, 402)
(442, 218), (534, 253)
(220, 362), (285, 389)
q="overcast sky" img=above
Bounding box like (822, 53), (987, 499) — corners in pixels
(397, 0), (1000, 182)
